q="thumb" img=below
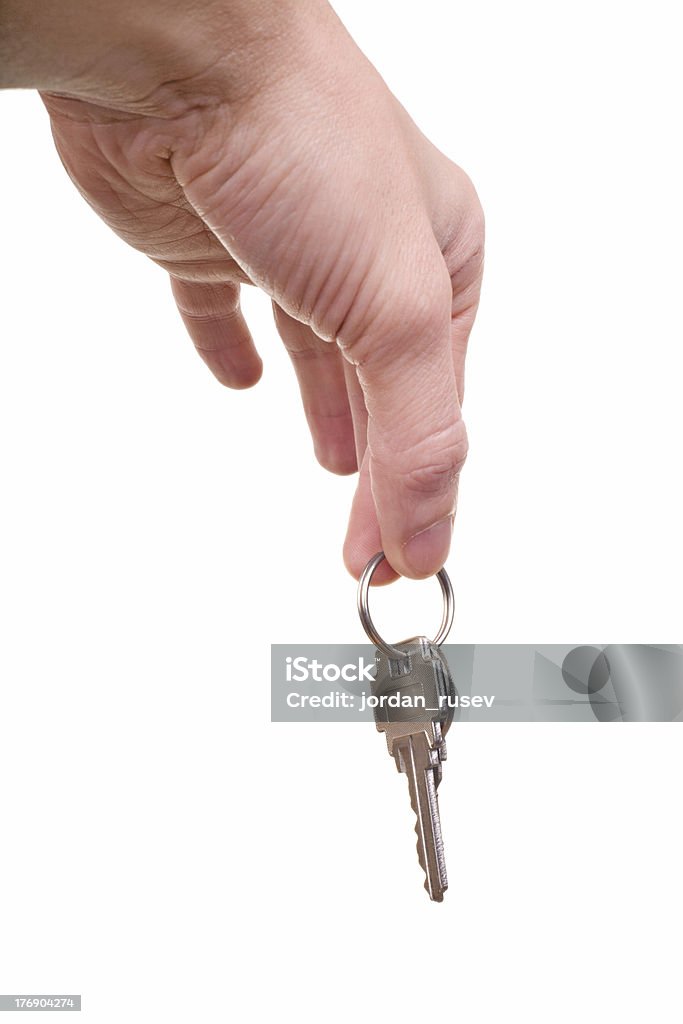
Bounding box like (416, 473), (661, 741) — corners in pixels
(341, 253), (467, 579)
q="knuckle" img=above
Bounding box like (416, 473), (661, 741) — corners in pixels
(445, 180), (485, 286)
(451, 163), (486, 239)
(392, 419), (469, 498)
(338, 259), (452, 366)
(460, 170), (486, 231)
(461, 205), (485, 268)
(433, 160), (485, 281)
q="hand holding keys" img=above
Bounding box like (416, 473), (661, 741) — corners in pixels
(358, 553), (456, 902)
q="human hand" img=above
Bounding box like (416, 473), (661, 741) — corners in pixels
(5, 0), (484, 581)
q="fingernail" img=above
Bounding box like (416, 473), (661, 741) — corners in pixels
(403, 516), (453, 577)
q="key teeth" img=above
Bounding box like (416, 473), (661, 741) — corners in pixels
(427, 884), (445, 903)
(410, 764), (448, 902)
(414, 817), (448, 901)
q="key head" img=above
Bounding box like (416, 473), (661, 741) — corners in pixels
(372, 637), (456, 759)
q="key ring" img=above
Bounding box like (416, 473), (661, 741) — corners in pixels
(357, 551), (455, 660)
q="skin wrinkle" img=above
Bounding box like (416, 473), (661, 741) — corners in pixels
(174, 304), (241, 328)
(292, 245), (365, 338)
(149, 228), (217, 252)
(128, 56), (238, 116)
(369, 429), (467, 495)
(335, 239), (451, 360)
(173, 144), (301, 256)
(308, 407), (355, 421)
(398, 446), (468, 499)
(347, 301), (450, 376)
(52, 118), (233, 260)
(286, 344), (340, 362)
(299, 218), (379, 342)
(156, 258), (250, 284)
(370, 414), (467, 462)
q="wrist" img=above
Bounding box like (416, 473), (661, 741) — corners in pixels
(1, 0), (336, 116)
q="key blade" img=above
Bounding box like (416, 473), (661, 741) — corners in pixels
(398, 733), (448, 902)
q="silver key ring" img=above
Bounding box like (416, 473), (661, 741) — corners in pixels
(357, 551), (455, 660)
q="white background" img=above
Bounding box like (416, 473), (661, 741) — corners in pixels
(1, 1), (681, 1021)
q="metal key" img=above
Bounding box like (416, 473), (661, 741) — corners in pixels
(358, 552), (456, 902)
(372, 637), (455, 901)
